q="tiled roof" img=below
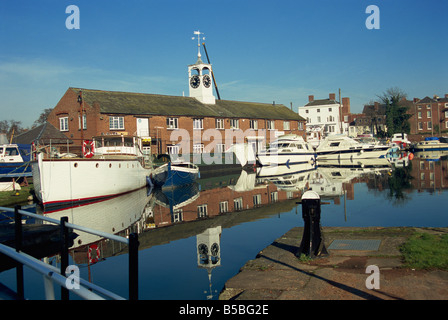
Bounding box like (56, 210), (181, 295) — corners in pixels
(304, 99), (339, 107)
(72, 88), (305, 121)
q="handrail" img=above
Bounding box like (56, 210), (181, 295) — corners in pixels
(0, 243), (108, 300)
(0, 207), (129, 244)
(0, 205), (139, 300)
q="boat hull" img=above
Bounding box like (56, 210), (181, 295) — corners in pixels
(153, 162), (200, 189)
(0, 162), (32, 178)
(316, 146), (389, 160)
(412, 144), (448, 151)
(32, 153), (152, 210)
(257, 152), (315, 166)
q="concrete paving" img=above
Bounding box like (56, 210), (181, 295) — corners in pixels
(219, 227), (448, 300)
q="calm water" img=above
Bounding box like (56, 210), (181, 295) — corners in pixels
(1, 152), (447, 300)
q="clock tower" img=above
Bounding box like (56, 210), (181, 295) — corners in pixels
(188, 31), (216, 105)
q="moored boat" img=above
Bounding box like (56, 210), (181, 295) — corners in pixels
(152, 159), (200, 189)
(412, 137), (448, 152)
(256, 134), (316, 166)
(316, 135), (390, 160)
(32, 135), (153, 210)
(0, 143), (32, 178)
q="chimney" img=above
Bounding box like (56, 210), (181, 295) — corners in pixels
(329, 93), (336, 100)
(413, 98), (420, 103)
(342, 97), (350, 117)
(308, 95), (314, 102)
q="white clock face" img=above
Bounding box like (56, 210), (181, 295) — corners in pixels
(190, 75), (200, 88)
(203, 74), (211, 88)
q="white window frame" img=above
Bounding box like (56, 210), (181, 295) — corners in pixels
(216, 118), (225, 129)
(230, 119), (239, 129)
(59, 117), (69, 132)
(270, 191), (278, 203)
(193, 143), (204, 154)
(173, 209), (183, 223)
(267, 120), (275, 130)
(78, 113), (87, 130)
(167, 145), (179, 154)
(215, 143), (225, 153)
(250, 119), (258, 130)
(109, 116), (124, 130)
(167, 117), (178, 129)
(197, 204), (208, 218)
(283, 121), (290, 130)
(193, 118), (203, 130)
(253, 194), (262, 207)
(219, 201), (229, 213)
(234, 197), (243, 211)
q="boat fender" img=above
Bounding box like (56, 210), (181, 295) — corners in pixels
(88, 244), (100, 264)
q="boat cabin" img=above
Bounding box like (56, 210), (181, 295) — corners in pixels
(0, 144), (24, 163)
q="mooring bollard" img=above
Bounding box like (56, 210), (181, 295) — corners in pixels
(296, 191), (328, 259)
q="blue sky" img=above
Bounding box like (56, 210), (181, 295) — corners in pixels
(1, 0), (447, 128)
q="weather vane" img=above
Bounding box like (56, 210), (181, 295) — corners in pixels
(192, 30), (205, 58)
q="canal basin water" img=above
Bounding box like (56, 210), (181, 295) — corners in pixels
(0, 153), (447, 300)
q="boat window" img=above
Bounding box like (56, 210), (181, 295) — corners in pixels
(277, 143), (290, 148)
(5, 147), (19, 156)
(329, 142), (340, 147)
(0, 147), (3, 154)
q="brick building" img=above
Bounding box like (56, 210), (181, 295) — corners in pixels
(47, 52), (306, 158)
(409, 95), (448, 136)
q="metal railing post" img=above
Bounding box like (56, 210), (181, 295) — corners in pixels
(128, 233), (139, 300)
(14, 205), (24, 300)
(60, 216), (69, 300)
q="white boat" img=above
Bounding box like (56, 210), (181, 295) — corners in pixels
(256, 162), (317, 191)
(391, 133), (411, 150)
(412, 137), (448, 152)
(152, 159), (199, 189)
(32, 135), (153, 210)
(316, 135), (390, 161)
(256, 134), (316, 166)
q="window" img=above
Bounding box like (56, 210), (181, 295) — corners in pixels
(216, 118), (224, 129)
(109, 116), (124, 130)
(167, 117), (178, 129)
(215, 144), (225, 153)
(418, 111), (422, 119)
(317, 109), (320, 113)
(78, 113), (86, 130)
(230, 119), (239, 129)
(283, 121), (290, 130)
(250, 119), (258, 130)
(173, 209), (183, 223)
(197, 204), (208, 218)
(329, 108), (332, 112)
(253, 194), (262, 207)
(305, 109), (309, 114)
(193, 143), (204, 154)
(59, 117), (69, 132)
(446, 121), (448, 129)
(427, 110), (432, 118)
(428, 121), (432, 130)
(267, 120), (275, 130)
(167, 145), (179, 154)
(219, 201), (229, 213)
(298, 122), (304, 130)
(234, 197), (243, 211)
(317, 116), (321, 123)
(270, 191), (278, 203)
(418, 122), (423, 130)
(193, 118), (203, 130)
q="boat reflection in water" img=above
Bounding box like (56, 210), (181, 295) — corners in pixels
(27, 151), (448, 299)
